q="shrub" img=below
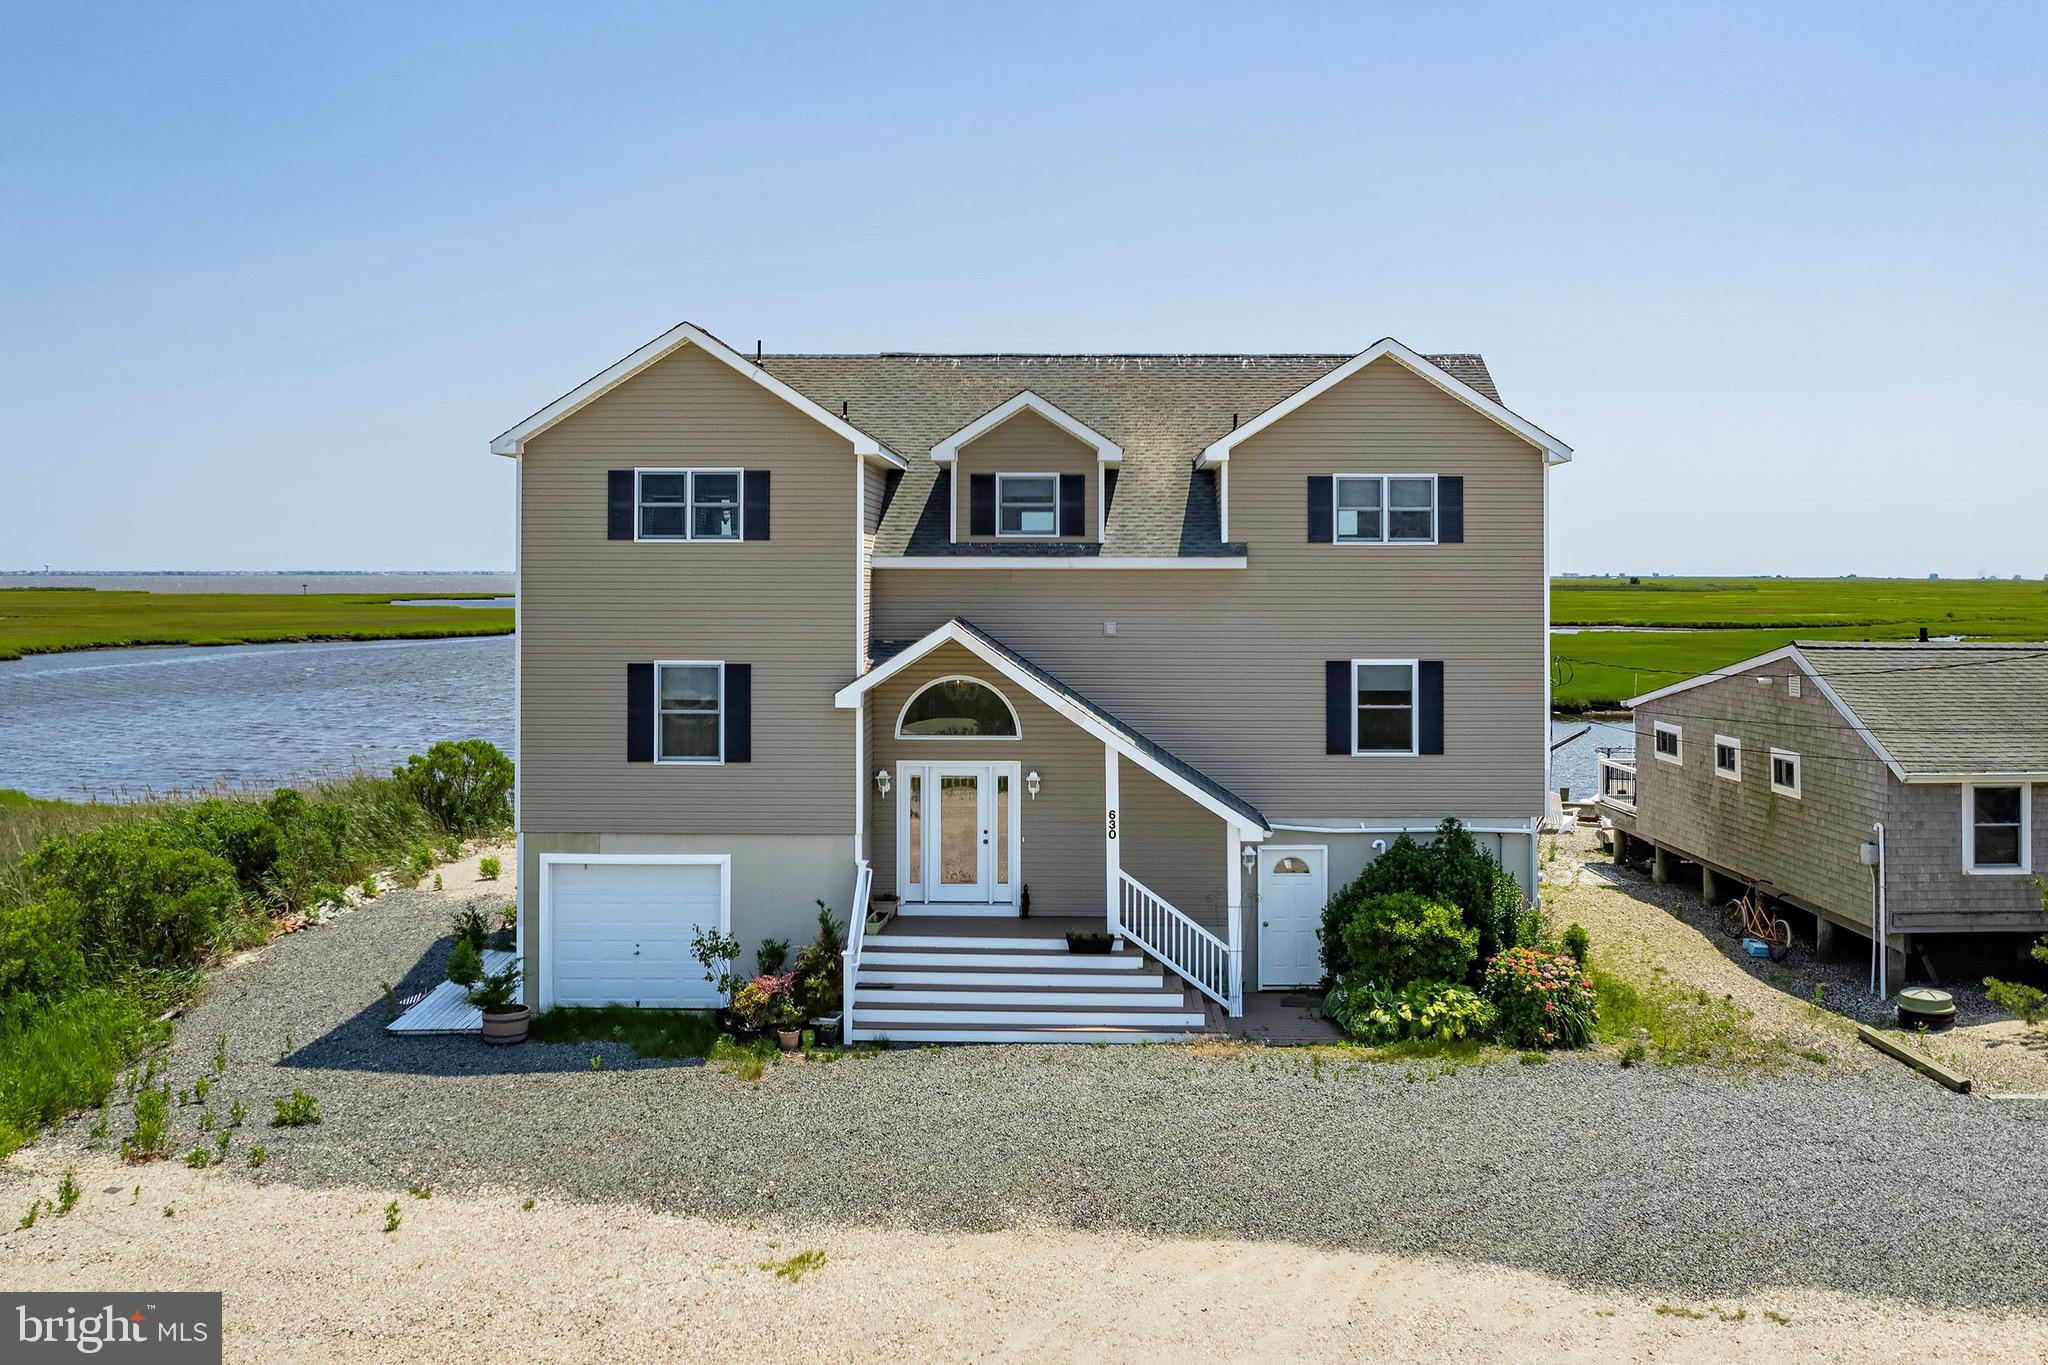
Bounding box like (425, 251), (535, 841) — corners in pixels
(1318, 819), (1526, 981)
(1336, 893), (1477, 990)
(690, 924), (747, 998)
(271, 1090), (322, 1127)
(729, 973), (801, 1031)
(27, 826), (239, 970)
(392, 739), (514, 835)
(445, 937), (483, 988)
(166, 800), (282, 894)
(0, 901), (87, 1003)
(464, 960), (521, 1013)
(477, 856), (501, 881)
(1484, 948), (1598, 1050)
(756, 937), (790, 975)
(790, 903), (846, 1020)
(1562, 923), (1590, 966)
(1324, 977), (1493, 1044)
(451, 907), (491, 953)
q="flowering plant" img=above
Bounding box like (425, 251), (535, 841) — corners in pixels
(729, 972), (803, 1031)
(1482, 947), (1597, 1050)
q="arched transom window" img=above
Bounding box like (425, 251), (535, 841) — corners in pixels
(897, 676), (1021, 739)
(1272, 856), (1312, 875)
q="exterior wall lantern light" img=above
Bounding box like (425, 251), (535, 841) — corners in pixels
(1025, 770), (1041, 800)
(1240, 842), (1258, 871)
(874, 769), (891, 796)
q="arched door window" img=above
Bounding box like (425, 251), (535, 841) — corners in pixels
(896, 677), (1021, 739)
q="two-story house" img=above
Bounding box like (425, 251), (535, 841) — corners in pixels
(491, 323), (1571, 1042)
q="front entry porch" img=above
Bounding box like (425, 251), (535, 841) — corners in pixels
(839, 620), (1276, 1037)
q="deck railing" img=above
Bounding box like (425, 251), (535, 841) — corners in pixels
(1113, 870), (1236, 1013)
(1596, 746), (1637, 806)
(840, 859), (873, 1045)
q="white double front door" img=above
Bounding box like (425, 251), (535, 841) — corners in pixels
(897, 761), (1019, 906)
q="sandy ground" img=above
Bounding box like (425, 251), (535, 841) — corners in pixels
(6, 1151), (2044, 1365)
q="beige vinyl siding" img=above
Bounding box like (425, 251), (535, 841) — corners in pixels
(1881, 777), (2048, 932)
(1118, 760), (1227, 935)
(1629, 659), (1887, 931)
(868, 642), (1107, 913)
(518, 343), (858, 835)
(873, 357), (1545, 820)
(859, 462), (879, 671)
(952, 409), (1099, 543)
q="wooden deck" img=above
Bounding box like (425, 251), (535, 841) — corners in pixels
(386, 949), (516, 1035)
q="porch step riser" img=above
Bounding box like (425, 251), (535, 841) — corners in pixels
(871, 935), (1077, 951)
(848, 1028), (1195, 1045)
(854, 1008), (1208, 1028)
(854, 988), (1191, 1008)
(861, 951), (1147, 971)
(858, 970), (1167, 989)
(896, 904), (1020, 918)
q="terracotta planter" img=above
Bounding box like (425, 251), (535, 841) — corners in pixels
(481, 1005), (530, 1046)
(775, 1027), (802, 1053)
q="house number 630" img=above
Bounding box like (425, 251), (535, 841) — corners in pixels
(1107, 809), (1117, 840)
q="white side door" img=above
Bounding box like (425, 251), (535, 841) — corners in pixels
(1257, 846), (1328, 989)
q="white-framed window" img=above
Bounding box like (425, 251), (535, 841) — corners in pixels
(1352, 659), (1419, 756)
(1713, 734), (1742, 781)
(1963, 783), (2031, 875)
(1769, 748), (1801, 798)
(896, 676), (1021, 739)
(654, 661), (723, 763)
(995, 474), (1059, 537)
(637, 468), (742, 541)
(1653, 722), (1683, 765)
(1334, 475), (1436, 545)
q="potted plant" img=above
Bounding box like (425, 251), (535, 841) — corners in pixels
(729, 972), (799, 1046)
(467, 960), (527, 1045)
(792, 902), (847, 1042)
(1064, 930), (1114, 955)
(766, 988), (805, 1053)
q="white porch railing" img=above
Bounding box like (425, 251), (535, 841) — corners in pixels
(1113, 870), (1238, 1015)
(1596, 747), (1637, 807)
(840, 859), (873, 1045)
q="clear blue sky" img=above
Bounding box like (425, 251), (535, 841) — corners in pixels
(4, 3), (2043, 576)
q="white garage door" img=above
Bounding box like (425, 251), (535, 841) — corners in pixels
(546, 859), (726, 1009)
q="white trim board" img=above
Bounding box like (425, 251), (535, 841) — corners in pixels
(490, 321), (905, 466)
(871, 556), (1246, 570)
(834, 619), (1270, 837)
(931, 390), (1123, 464)
(1199, 338), (1572, 466)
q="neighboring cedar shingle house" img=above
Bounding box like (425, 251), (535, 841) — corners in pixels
(491, 323), (1571, 1041)
(1599, 642), (2048, 989)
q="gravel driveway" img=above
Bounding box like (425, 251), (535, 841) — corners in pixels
(37, 875), (2048, 1312)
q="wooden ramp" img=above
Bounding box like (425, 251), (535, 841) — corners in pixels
(386, 950), (516, 1035)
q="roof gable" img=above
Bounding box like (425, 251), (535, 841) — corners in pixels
(932, 390), (1122, 464)
(491, 322), (904, 465)
(1198, 338), (1571, 467)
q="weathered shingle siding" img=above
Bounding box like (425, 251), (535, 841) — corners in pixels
(951, 409), (1099, 543)
(1882, 777), (2048, 931)
(1630, 660), (1886, 929)
(519, 344), (857, 835)
(870, 357), (1547, 822)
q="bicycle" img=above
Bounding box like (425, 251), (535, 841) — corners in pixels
(1719, 878), (1793, 961)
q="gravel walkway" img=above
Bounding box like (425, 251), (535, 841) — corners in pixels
(33, 872), (2048, 1313)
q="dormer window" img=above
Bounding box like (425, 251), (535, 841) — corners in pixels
(996, 475), (1059, 538)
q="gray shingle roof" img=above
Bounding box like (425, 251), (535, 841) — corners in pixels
(762, 352), (1496, 558)
(873, 618), (1270, 832)
(1797, 641), (2048, 776)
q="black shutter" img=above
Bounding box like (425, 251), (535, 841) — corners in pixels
(1058, 473), (1085, 536)
(1418, 661), (1445, 755)
(1437, 476), (1463, 544)
(1325, 660), (1351, 755)
(969, 474), (996, 536)
(742, 470), (770, 541)
(723, 664), (752, 763)
(627, 663), (654, 762)
(608, 471), (635, 540)
(1307, 475), (1333, 543)
(1103, 468), (1118, 516)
